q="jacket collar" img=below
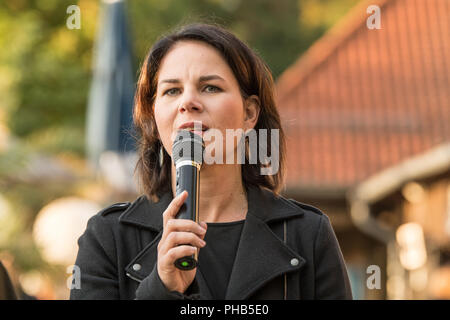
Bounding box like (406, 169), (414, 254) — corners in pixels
(119, 185), (304, 231)
(122, 185), (306, 299)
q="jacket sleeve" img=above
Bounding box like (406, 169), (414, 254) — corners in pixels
(313, 214), (353, 299)
(135, 264), (201, 300)
(70, 214), (120, 299)
(70, 212), (201, 300)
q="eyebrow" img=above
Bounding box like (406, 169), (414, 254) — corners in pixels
(158, 74), (225, 85)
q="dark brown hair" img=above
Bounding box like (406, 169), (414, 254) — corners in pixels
(133, 22), (286, 201)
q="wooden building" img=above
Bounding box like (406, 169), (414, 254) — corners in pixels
(276, 0), (449, 299)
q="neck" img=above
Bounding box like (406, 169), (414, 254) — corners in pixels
(171, 163), (248, 223)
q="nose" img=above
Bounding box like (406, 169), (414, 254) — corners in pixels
(178, 101), (203, 113)
(177, 89), (203, 113)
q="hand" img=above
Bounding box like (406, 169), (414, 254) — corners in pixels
(156, 191), (207, 293)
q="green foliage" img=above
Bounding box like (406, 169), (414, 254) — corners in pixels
(128, 0), (304, 79)
(1, 0), (94, 156)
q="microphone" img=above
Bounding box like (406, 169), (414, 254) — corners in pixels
(172, 130), (205, 270)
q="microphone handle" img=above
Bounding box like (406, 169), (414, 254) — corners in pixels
(174, 163), (200, 270)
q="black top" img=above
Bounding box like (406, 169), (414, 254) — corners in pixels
(198, 219), (245, 299)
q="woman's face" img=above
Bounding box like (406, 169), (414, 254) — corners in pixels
(153, 40), (259, 160)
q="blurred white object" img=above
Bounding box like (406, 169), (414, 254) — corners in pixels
(99, 151), (138, 193)
(23, 154), (74, 182)
(18, 270), (45, 297)
(396, 222), (427, 270)
(33, 197), (101, 266)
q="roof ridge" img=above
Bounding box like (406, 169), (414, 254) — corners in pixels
(276, 0), (391, 101)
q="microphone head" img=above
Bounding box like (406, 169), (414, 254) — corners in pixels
(172, 130), (205, 165)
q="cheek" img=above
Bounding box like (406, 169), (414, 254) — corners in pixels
(211, 97), (245, 155)
(214, 95), (245, 129)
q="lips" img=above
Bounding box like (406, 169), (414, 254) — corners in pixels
(178, 121), (209, 134)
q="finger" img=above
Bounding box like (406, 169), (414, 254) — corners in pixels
(161, 218), (206, 244)
(199, 221), (208, 240)
(165, 219), (207, 236)
(199, 221), (208, 230)
(162, 191), (188, 227)
(162, 245), (198, 266)
(159, 231), (206, 255)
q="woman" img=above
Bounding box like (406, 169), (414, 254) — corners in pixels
(70, 23), (352, 300)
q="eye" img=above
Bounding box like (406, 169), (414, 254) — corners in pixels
(204, 85), (221, 93)
(163, 88), (180, 96)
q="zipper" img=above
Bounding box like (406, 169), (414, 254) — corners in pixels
(126, 272), (143, 283)
(284, 220), (287, 300)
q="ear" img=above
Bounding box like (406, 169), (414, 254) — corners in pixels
(243, 95), (260, 131)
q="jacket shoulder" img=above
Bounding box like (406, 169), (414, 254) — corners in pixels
(286, 198), (325, 217)
(99, 202), (132, 217)
(82, 201), (134, 237)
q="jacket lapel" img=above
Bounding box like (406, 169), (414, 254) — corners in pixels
(120, 193), (167, 285)
(120, 185), (306, 300)
(119, 191), (171, 232)
(225, 186), (306, 299)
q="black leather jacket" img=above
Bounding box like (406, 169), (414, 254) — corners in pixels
(70, 185), (353, 300)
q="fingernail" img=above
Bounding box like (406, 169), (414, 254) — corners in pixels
(178, 191), (186, 203)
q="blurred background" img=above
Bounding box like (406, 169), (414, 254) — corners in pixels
(0, 0), (448, 300)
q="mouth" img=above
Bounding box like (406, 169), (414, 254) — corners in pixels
(178, 122), (209, 135)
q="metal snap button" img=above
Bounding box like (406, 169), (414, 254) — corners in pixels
(132, 263), (141, 271)
(290, 258), (299, 266)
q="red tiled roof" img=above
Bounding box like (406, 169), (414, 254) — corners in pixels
(276, 0), (450, 191)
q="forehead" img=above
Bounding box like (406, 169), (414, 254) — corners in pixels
(157, 40), (234, 80)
